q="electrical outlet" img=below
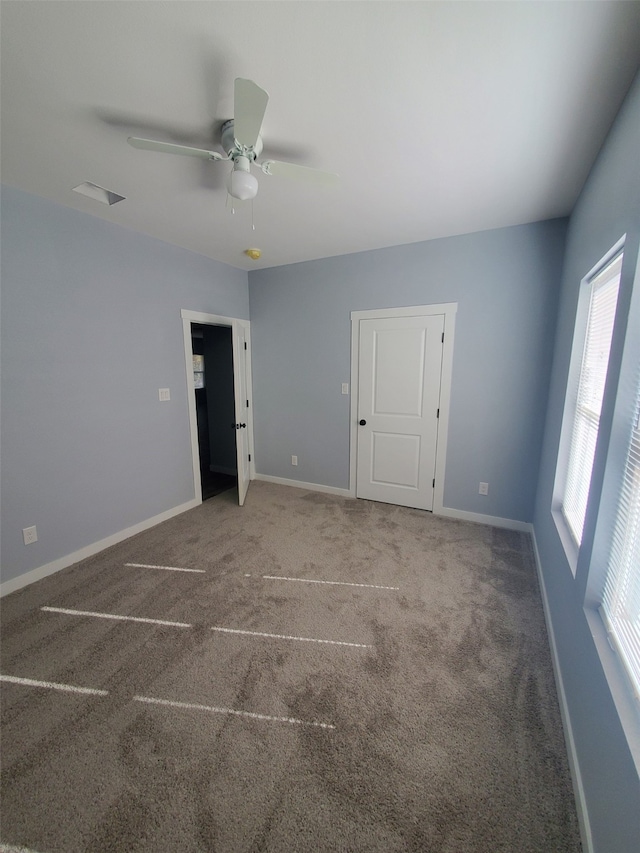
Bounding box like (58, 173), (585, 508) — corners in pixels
(23, 525), (38, 545)
(479, 482), (489, 495)
(291, 455), (298, 466)
(159, 388), (170, 402)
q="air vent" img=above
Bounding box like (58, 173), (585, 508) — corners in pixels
(72, 182), (125, 206)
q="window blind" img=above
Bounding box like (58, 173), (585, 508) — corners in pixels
(562, 253), (622, 545)
(601, 366), (640, 700)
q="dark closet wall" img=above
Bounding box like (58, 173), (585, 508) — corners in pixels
(202, 325), (236, 474)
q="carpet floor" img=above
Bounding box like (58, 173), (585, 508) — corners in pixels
(0, 482), (581, 852)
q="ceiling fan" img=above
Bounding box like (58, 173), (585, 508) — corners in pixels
(127, 78), (339, 202)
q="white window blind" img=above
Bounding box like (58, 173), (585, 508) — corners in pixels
(562, 253), (622, 545)
(601, 367), (640, 700)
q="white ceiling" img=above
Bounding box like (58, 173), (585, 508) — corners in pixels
(2, 2), (640, 271)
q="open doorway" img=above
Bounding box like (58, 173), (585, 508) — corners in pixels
(191, 323), (237, 500)
(182, 309), (253, 506)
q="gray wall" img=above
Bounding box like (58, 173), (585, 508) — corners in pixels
(533, 72), (640, 852)
(248, 219), (566, 522)
(0, 185), (248, 583)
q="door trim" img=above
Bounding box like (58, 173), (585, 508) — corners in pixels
(181, 309), (254, 505)
(349, 303), (457, 513)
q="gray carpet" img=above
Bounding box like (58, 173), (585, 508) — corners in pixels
(0, 481), (581, 852)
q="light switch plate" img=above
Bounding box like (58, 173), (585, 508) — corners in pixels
(341, 383), (349, 395)
(159, 388), (170, 401)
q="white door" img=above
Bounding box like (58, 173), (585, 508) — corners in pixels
(356, 314), (445, 510)
(232, 323), (251, 506)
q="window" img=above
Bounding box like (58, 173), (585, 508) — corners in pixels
(600, 368), (640, 700)
(562, 252), (623, 545)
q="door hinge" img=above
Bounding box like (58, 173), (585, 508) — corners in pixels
(436, 408), (440, 418)
(432, 478), (436, 488)
(441, 332), (444, 343)
(244, 341), (247, 350)
(248, 454), (251, 462)
(246, 399), (249, 408)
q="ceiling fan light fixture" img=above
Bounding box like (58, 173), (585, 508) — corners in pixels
(228, 156), (258, 201)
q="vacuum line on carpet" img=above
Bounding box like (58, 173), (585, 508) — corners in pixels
(0, 674), (108, 696)
(41, 606), (192, 629)
(261, 574), (400, 591)
(125, 562), (205, 573)
(133, 694), (336, 729)
(210, 626), (371, 648)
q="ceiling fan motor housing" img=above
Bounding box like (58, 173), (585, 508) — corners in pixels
(221, 119), (263, 160)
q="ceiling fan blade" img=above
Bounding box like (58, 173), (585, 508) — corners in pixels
(260, 159), (340, 186)
(127, 137), (225, 161)
(233, 78), (269, 149)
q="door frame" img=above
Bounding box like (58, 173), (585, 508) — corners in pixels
(181, 309), (255, 505)
(349, 303), (457, 514)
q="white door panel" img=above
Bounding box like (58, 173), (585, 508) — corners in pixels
(371, 432), (421, 488)
(372, 327), (426, 417)
(357, 314), (444, 510)
(233, 324), (251, 506)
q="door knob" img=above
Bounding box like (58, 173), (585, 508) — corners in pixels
(359, 419), (367, 426)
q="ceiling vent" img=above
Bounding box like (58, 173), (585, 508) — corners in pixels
(72, 182), (125, 206)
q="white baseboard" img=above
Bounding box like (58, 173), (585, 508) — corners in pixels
(530, 530), (593, 853)
(253, 473), (352, 498)
(0, 498), (200, 598)
(436, 506), (533, 532)
(253, 477), (531, 531)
